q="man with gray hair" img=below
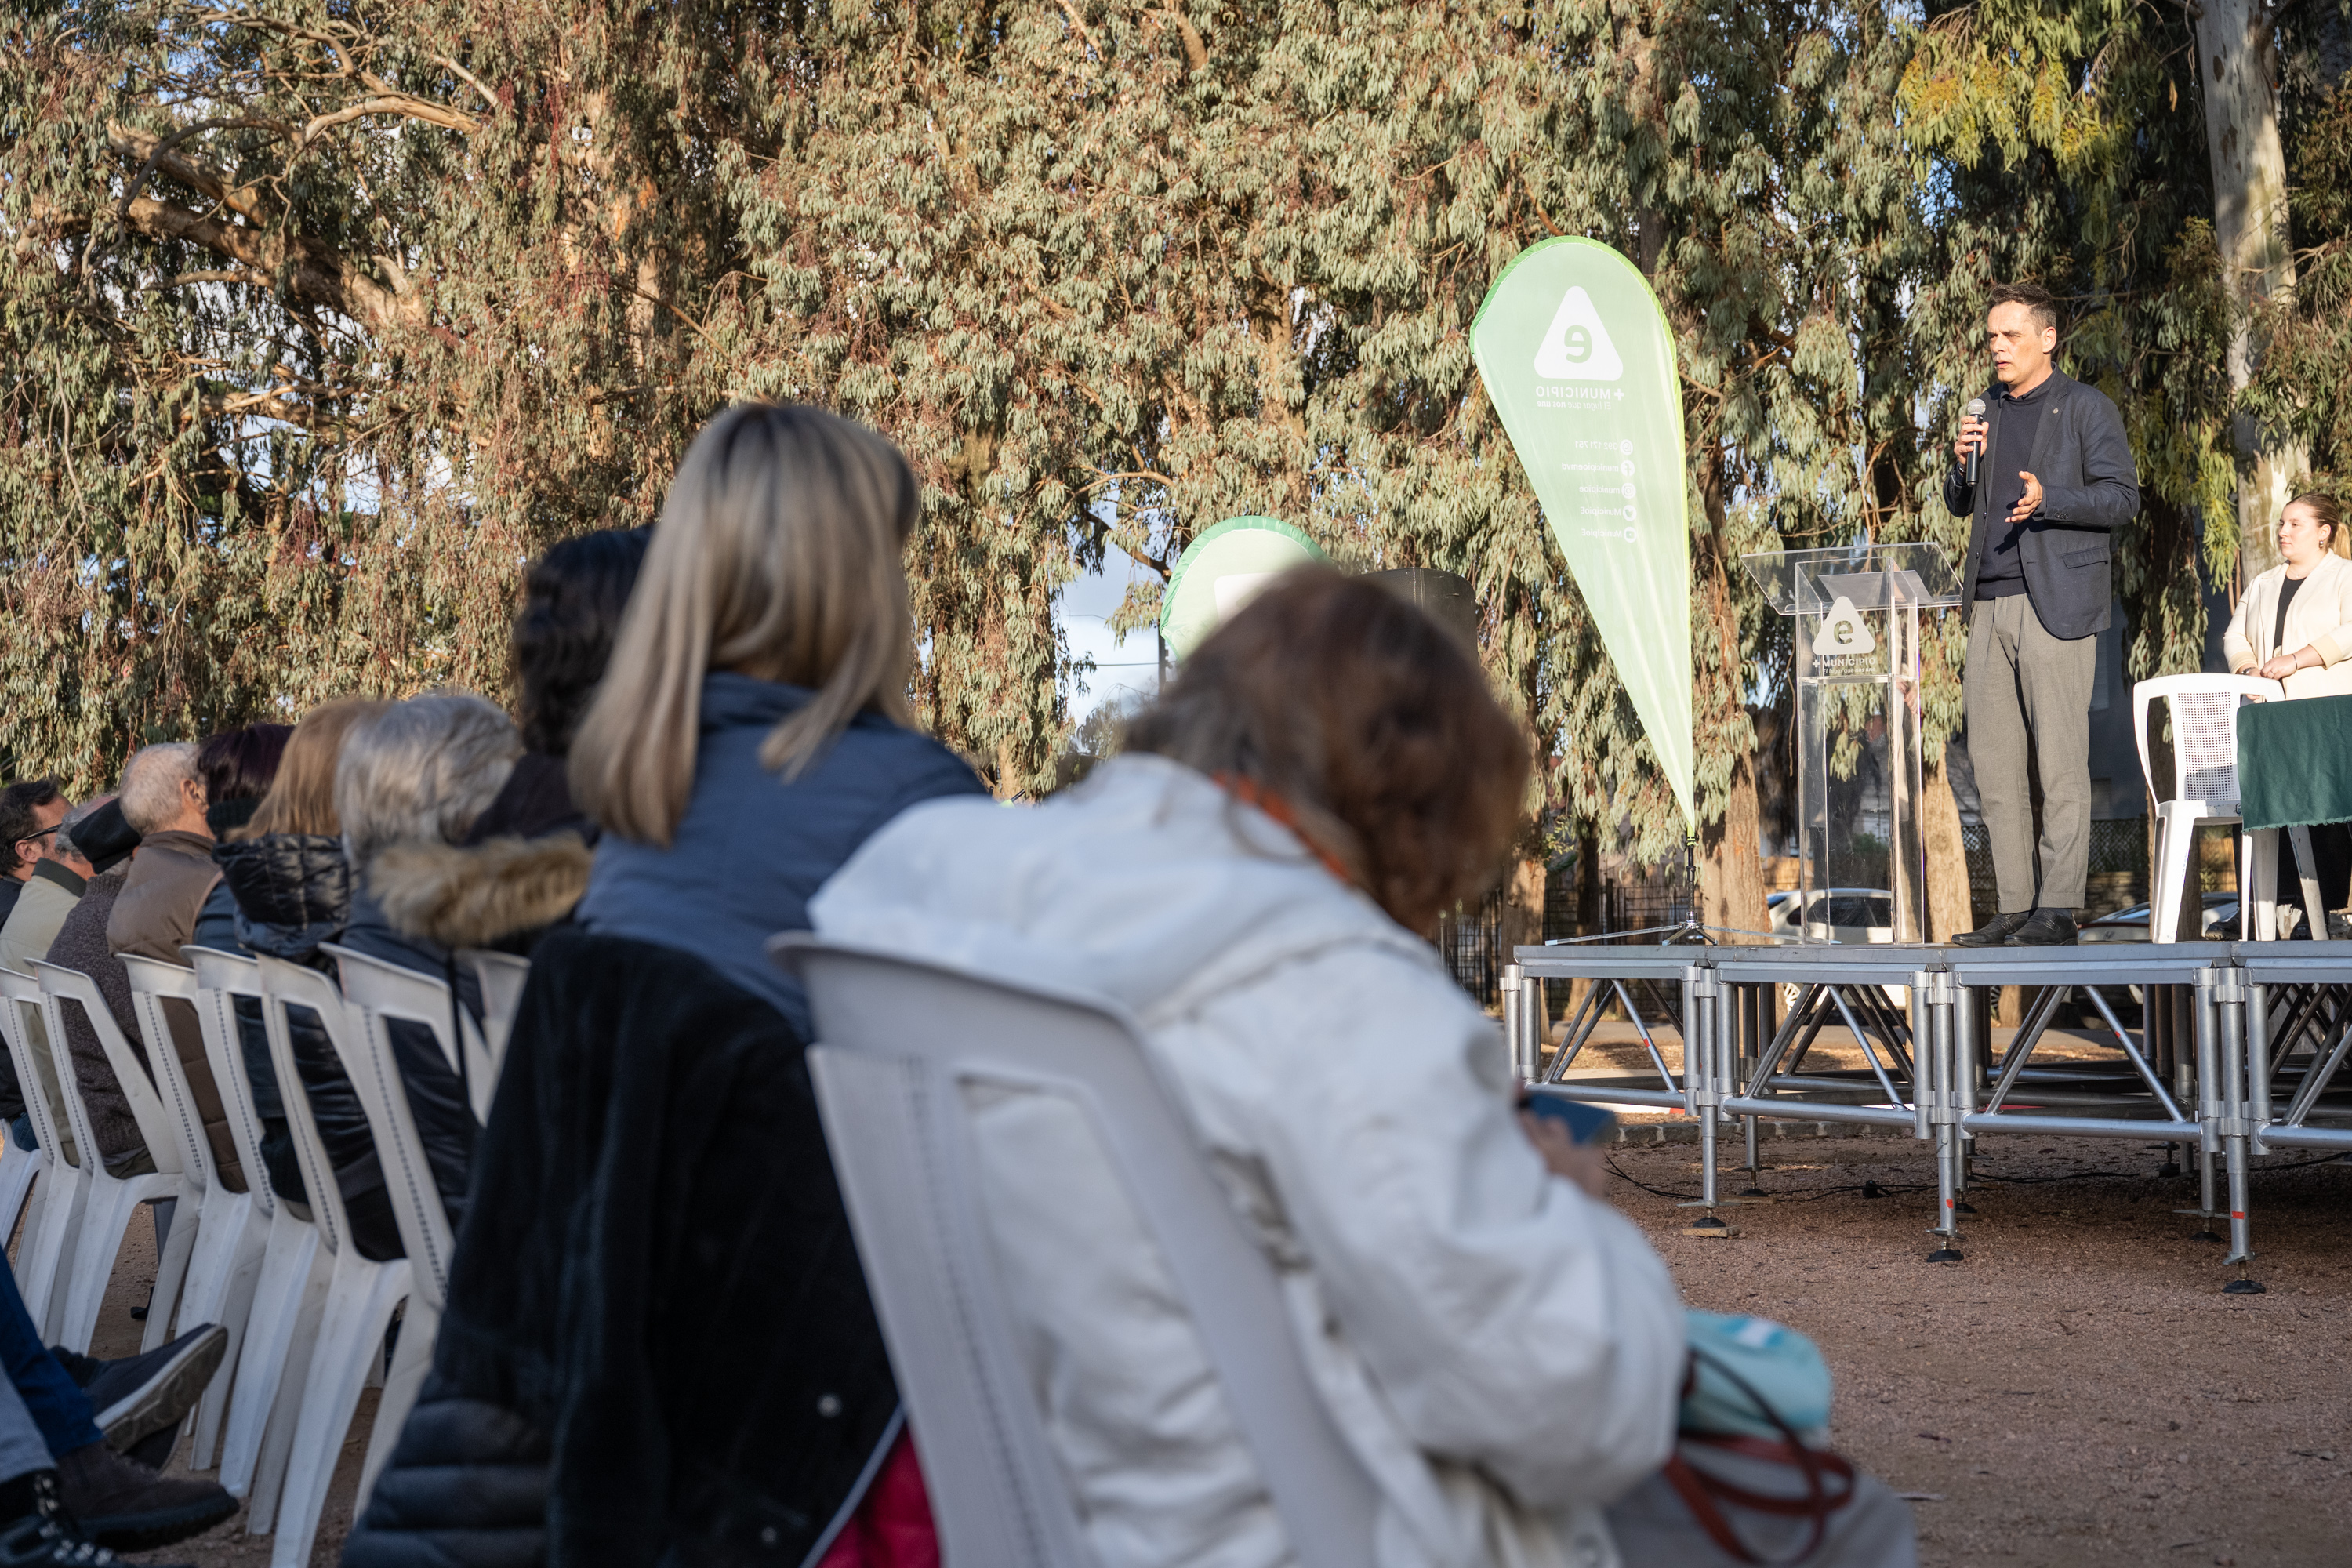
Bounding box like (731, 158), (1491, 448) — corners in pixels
(108, 744), (216, 964)
(103, 744), (244, 1189)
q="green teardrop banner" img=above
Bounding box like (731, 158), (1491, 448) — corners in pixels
(1472, 238), (1694, 827)
(1159, 515), (1329, 659)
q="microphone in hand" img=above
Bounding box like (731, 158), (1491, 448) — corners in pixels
(1962, 397), (1987, 487)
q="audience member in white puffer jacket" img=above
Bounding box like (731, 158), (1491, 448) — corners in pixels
(814, 568), (1686, 1568)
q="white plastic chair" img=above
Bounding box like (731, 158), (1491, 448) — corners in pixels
(0, 969), (75, 1334)
(254, 956), (437, 1566)
(458, 949), (530, 1102)
(188, 949), (323, 1525)
(2132, 673), (2321, 942)
(120, 957), (251, 1362)
(129, 953), (273, 1472)
(0, 1116), (38, 1272)
(30, 961), (195, 1355)
(775, 935), (1379, 1568)
(326, 945), (497, 1125)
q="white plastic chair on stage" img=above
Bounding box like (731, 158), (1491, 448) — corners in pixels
(30, 961), (196, 1355)
(189, 949), (323, 1526)
(129, 953), (272, 1472)
(458, 949), (530, 1102)
(256, 955), (438, 1566)
(2132, 673), (2322, 941)
(775, 935), (1379, 1568)
(0, 969), (76, 1334)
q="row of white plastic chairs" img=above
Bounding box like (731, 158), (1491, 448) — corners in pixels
(0, 943), (530, 1568)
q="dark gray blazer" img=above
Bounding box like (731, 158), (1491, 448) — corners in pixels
(1944, 368), (2140, 640)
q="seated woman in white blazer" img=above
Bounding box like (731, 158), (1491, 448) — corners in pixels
(2225, 492), (2352, 924)
(2226, 492), (2352, 699)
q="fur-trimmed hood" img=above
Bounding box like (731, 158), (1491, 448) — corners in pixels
(368, 832), (594, 952)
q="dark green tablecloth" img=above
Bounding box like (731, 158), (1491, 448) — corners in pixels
(2237, 693), (2352, 829)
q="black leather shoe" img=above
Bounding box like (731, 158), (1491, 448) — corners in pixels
(1951, 911), (2028, 947)
(2003, 908), (2078, 946)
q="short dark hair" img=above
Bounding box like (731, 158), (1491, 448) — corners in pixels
(0, 779), (61, 840)
(1124, 567), (1530, 932)
(1987, 281), (2060, 336)
(0, 779), (63, 872)
(198, 724), (293, 807)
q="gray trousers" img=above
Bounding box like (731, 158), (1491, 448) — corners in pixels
(1964, 593), (2098, 913)
(0, 1363), (53, 1486)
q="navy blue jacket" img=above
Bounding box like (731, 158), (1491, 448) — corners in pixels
(1944, 368), (2140, 640)
(577, 673), (987, 1038)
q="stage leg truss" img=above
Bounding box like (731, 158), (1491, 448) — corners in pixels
(1511, 940), (2352, 1290)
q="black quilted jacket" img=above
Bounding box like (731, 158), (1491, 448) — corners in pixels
(205, 833), (403, 1259)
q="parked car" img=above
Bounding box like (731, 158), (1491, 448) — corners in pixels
(1765, 887), (1894, 944)
(2078, 892), (2241, 944)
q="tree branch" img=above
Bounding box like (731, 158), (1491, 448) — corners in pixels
(115, 118), (287, 221)
(303, 89), (481, 144)
(116, 191), (415, 333)
(108, 124), (277, 227)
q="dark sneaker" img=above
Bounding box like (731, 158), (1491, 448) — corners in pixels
(2004, 908), (2079, 946)
(1951, 911), (2028, 947)
(79, 1326), (227, 1454)
(54, 1446), (236, 1552)
(0, 1511), (183, 1568)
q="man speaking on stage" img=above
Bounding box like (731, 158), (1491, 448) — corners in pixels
(1946, 282), (2141, 947)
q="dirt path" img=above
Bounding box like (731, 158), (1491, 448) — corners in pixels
(1608, 1134), (2352, 1567)
(88, 1126), (2352, 1566)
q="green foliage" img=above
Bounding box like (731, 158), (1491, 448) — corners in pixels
(3, 0), (2343, 866)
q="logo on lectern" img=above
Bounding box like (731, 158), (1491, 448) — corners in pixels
(1811, 596), (1875, 656)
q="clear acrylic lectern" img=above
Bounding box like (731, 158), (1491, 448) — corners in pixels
(1741, 543), (1963, 945)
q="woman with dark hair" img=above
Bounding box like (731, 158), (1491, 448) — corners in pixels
(190, 724), (292, 952)
(368, 527), (650, 956)
(814, 568), (1915, 1568)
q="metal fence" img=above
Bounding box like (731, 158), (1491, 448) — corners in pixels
(1443, 863), (1697, 1005)
(1436, 887), (1510, 1004)
(1963, 815), (2155, 924)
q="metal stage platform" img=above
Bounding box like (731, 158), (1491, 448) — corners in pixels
(1506, 939), (2352, 1288)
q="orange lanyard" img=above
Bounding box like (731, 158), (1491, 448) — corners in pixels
(1216, 775), (1358, 887)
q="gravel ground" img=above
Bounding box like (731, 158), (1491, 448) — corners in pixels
(1606, 1131), (2352, 1567)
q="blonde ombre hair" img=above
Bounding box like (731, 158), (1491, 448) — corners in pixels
(238, 698), (391, 840)
(570, 404), (921, 846)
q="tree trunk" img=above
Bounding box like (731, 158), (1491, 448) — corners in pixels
(1695, 466), (1769, 940)
(1922, 752), (1974, 942)
(2194, 0), (2307, 588)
